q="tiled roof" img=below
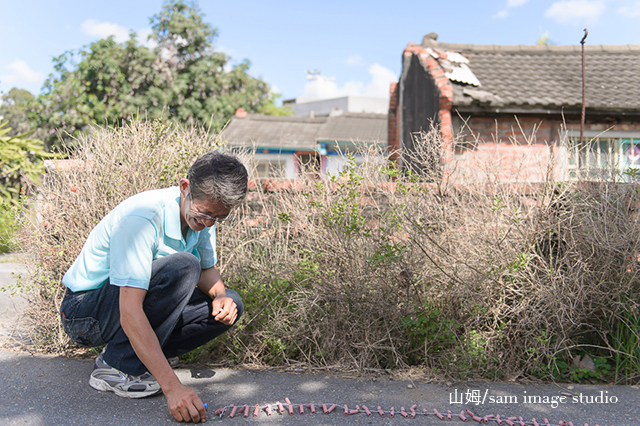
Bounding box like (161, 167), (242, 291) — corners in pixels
(317, 112), (387, 144)
(221, 115), (327, 150)
(221, 112), (387, 150)
(420, 39), (640, 111)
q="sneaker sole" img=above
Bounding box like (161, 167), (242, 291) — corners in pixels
(89, 376), (162, 399)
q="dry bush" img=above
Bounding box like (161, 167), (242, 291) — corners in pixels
(18, 121), (220, 349)
(18, 120), (640, 383)
(213, 127), (640, 383)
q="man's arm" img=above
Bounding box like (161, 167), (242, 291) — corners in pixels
(197, 266), (237, 325)
(119, 286), (207, 423)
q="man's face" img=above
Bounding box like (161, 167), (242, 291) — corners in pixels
(184, 191), (232, 232)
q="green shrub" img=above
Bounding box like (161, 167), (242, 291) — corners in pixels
(611, 296), (640, 384)
(0, 121), (54, 252)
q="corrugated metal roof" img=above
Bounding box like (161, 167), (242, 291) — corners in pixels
(426, 47), (481, 87)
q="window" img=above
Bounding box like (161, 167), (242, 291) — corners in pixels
(255, 160), (285, 178)
(566, 136), (640, 181)
(297, 152), (321, 179)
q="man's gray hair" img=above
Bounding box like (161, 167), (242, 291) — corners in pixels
(187, 152), (248, 208)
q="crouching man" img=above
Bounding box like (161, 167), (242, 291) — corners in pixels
(60, 152), (247, 423)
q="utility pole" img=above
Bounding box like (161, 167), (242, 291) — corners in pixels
(579, 29), (588, 177)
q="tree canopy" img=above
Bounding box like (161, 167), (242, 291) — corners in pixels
(30, 0), (286, 148)
(0, 88), (35, 137)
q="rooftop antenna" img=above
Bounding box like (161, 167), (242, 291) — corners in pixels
(306, 69), (321, 80)
(579, 28), (588, 177)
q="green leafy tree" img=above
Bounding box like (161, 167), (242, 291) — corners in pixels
(31, 35), (160, 148)
(0, 88), (35, 137)
(30, 0), (285, 148)
(0, 121), (56, 252)
(263, 94), (295, 116)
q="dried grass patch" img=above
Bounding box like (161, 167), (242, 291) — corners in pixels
(14, 121), (640, 383)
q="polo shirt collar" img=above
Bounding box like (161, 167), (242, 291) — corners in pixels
(165, 186), (183, 242)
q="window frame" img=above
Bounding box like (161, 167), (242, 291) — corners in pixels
(562, 130), (640, 182)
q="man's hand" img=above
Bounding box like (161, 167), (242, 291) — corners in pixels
(212, 295), (238, 325)
(165, 383), (207, 423)
(198, 266), (237, 325)
(120, 287), (206, 422)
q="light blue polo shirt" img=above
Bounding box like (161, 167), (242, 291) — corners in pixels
(62, 186), (217, 292)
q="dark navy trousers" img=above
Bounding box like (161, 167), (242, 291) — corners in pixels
(60, 252), (243, 376)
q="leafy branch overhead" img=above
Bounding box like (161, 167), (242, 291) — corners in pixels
(28, 0), (286, 148)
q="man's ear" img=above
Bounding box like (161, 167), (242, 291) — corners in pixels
(179, 178), (190, 197)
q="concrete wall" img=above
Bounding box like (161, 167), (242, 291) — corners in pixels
(286, 96), (389, 117)
(252, 153), (296, 179)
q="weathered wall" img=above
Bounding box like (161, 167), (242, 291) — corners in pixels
(450, 114), (640, 182)
(401, 54), (441, 159)
(388, 82), (400, 164)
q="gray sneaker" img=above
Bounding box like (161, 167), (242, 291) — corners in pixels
(89, 351), (162, 398)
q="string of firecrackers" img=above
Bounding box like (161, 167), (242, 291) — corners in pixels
(208, 399), (608, 426)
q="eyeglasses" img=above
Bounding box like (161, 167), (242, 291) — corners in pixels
(186, 191), (229, 223)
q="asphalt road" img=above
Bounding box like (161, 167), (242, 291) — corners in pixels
(1, 255), (638, 426)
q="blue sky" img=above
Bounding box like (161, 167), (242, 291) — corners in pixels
(1, 0), (639, 103)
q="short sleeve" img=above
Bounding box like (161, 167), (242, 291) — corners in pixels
(196, 225), (217, 269)
(109, 215), (158, 289)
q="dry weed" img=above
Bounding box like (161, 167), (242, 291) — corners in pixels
(18, 120), (220, 350)
(16, 120), (640, 383)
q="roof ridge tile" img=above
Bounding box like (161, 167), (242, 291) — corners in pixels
(436, 42), (640, 53)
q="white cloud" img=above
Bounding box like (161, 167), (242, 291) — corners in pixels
(137, 28), (158, 49)
(0, 60), (46, 90)
(81, 19), (157, 48)
(345, 54), (362, 66)
(618, 1), (640, 17)
(303, 75), (340, 99)
(544, 0), (605, 23)
(363, 64), (398, 97)
(303, 63), (397, 99)
(81, 19), (130, 43)
(495, 0), (528, 18)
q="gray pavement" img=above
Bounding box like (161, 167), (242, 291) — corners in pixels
(0, 254), (30, 346)
(0, 255), (638, 426)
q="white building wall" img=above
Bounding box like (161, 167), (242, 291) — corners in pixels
(285, 96), (388, 117)
(325, 154), (372, 177)
(252, 153), (296, 179)
(347, 97), (389, 114)
(325, 155), (347, 177)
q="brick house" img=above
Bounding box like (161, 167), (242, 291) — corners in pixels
(388, 33), (640, 182)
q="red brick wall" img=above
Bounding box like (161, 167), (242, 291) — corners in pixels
(451, 114), (640, 182)
(388, 82), (400, 165)
(462, 114), (640, 144)
(450, 141), (555, 182)
(416, 47), (454, 155)
(463, 115), (560, 145)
